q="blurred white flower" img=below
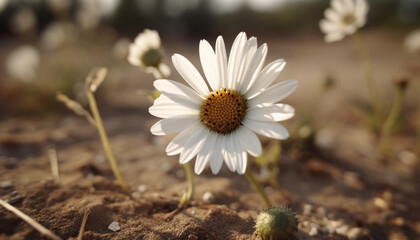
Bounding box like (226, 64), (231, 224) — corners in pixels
(10, 7), (37, 35)
(6, 45), (40, 82)
(0, 0), (9, 13)
(128, 29), (170, 78)
(149, 32), (298, 175)
(40, 21), (77, 50)
(319, 0), (369, 42)
(112, 37), (131, 61)
(404, 29), (420, 56)
(46, 0), (71, 14)
(76, 0), (101, 31)
(75, 0), (120, 31)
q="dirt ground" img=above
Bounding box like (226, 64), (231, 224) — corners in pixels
(1, 30), (420, 239)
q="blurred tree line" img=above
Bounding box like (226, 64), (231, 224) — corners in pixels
(0, 0), (419, 39)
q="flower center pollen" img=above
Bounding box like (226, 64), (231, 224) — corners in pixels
(141, 48), (162, 67)
(342, 13), (356, 25)
(201, 88), (247, 134)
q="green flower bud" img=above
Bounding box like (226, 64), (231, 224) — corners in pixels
(256, 207), (298, 240)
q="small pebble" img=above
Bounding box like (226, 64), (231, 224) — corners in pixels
(398, 150), (418, 166)
(390, 217), (405, 227)
(347, 227), (362, 240)
(0, 181), (13, 189)
(303, 204), (313, 215)
(336, 225), (350, 235)
(374, 197), (389, 210)
(327, 220), (342, 233)
(131, 192), (140, 199)
(137, 184), (147, 193)
(108, 221), (120, 232)
(202, 191), (215, 203)
(309, 227), (318, 236)
(316, 207), (326, 217)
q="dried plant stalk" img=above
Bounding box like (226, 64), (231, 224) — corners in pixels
(77, 210), (90, 240)
(0, 199), (62, 240)
(56, 92), (96, 126)
(48, 148), (60, 182)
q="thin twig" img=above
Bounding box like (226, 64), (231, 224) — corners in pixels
(77, 210), (90, 240)
(48, 148), (60, 182)
(0, 199), (62, 240)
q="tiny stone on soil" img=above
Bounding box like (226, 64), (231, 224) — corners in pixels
(202, 191), (215, 203)
(398, 150), (418, 166)
(303, 204), (313, 215)
(309, 227), (318, 236)
(0, 181), (13, 188)
(374, 197), (389, 210)
(347, 227), (362, 240)
(336, 225), (350, 235)
(108, 221), (120, 232)
(137, 184), (147, 193)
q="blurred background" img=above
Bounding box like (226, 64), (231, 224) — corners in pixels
(0, 0), (419, 119)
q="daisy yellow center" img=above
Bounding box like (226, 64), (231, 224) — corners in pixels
(141, 48), (162, 67)
(342, 13), (356, 25)
(200, 88), (247, 134)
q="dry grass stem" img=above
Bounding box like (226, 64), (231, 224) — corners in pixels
(0, 199), (62, 240)
(77, 210), (90, 240)
(86, 67), (107, 93)
(47, 148), (60, 182)
(56, 92), (96, 126)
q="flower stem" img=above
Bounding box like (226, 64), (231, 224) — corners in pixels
(154, 66), (195, 205)
(245, 167), (272, 207)
(87, 90), (130, 195)
(379, 86), (405, 156)
(179, 162), (194, 205)
(352, 32), (382, 130)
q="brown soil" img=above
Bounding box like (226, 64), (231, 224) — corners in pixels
(1, 30), (420, 240)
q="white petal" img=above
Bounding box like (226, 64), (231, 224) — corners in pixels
(243, 118), (290, 140)
(331, 0), (347, 14)
(209, 135), (224, 174)
(149, 96), (199, 118)
(240, 43), (267, 94)
(172, 54), (209, 97)
(195, 133), (217, 174)
(222, 134), (236, 172)
(247, 104), (295, 122)
(236, 150), (247, 175)
(150, 116), (198, 136)
(227, 32), (247, 89)
(320, 19), (341, 34)
(216, 36), (228, 88)
(166, 123), (201, 155)
(158, 63), (171, 78)
(245, 59), (286, 98)
(199, 40), (219, 91)
(179, 126), (208, 164)
(325, 32), (345, 42)
(342, 0), (355, 12)
(153, 80), (202, 109)
(325, 8), (341, 22)
(236, 127), (262, 157)
(249, 79), (298, 107)
(236, 37), (258, 90)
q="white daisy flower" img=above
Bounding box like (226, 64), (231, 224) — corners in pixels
(320, 0), (369, 42)
(128, 29), (170, 78)
(404, 29), (420, 56)
(149, 32), (298, 175)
